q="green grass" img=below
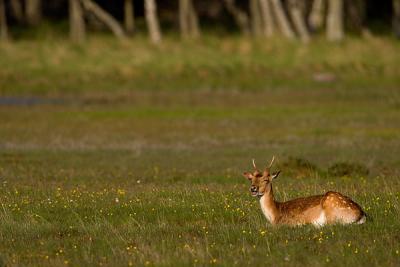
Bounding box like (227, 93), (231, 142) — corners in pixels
(1, 35), (400, 95)
(0, 152), (399, 266)
(0, 180), (398, 267)
(1, 88), (400, 266)
(0, 36), (400, 266)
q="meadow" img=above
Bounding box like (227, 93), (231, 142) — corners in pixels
(0, 36), (400, 266)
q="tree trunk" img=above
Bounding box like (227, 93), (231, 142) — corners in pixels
(223, 0), (250, 35)
(180, 0), (200, 39)
(250, 0), (263, 36)
(259, 0), (274, 37)
(188, 0), (200, 38)
(124, 0), (135, 34)
(309, 0), (325, 31)
(26, 0), (42, 26)
(81, 0), (126, 40)
(326, 0), (344, 41)
(0, 0), (8, 41)
(288, 0), (310, 43)
(69, 0), (85, 43)
(393, 0), (400, 38)
(270, 0), (295, 39)
(10, 0), (24, 23)
(179, 0), (190, 38)
(145, 0), (162, 44)
(345, 0), (365, 33)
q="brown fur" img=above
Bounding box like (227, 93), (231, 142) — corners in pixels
(321, 191), (365, 224)
(276, 195), (325, 224)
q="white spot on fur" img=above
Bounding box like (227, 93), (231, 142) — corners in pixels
(313, 211), (326, 227)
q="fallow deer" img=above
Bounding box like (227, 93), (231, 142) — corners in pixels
(243, 157), (366, 227)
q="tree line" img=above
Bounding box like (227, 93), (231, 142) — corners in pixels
(0, 0), (399, 44)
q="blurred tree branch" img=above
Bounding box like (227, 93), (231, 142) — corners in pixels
(223, 0), (251, 35)
(81, 0), (126, 40)
(288, 0), (310, 43)
(270, 0), (295, 39)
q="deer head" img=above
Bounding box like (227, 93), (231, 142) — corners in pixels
(243, 156), (281, 197)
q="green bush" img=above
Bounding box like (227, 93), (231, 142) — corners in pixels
(328, 162), (369, 177)
(281, 157), (319, 178)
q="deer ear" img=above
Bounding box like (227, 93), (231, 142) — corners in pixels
(271, 170), (281, 180)
(243, 172), (252, 180)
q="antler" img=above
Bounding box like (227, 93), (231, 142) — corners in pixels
(267, 155), (275, 169)
(252, 159), (257, 169)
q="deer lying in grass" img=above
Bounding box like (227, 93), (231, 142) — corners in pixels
(243, 157), (366, 227)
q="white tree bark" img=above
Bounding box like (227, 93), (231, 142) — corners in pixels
(288, 0), (310, 43)
(81, 0), (126, 39)
(69, 0), (85, 43)
(309, 0), (325, 31)
(270, 0), (295, 39)
(259, 0), (274, 37)
(124, 0), (135, 34)
(145, 0), (162, 44)
(326, 0), (344, 41)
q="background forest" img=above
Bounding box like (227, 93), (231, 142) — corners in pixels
(0, 0), (399, 43)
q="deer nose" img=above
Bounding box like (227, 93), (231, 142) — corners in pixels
(250, 186), (257, 192)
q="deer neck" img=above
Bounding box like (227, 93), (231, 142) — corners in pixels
(259, 185), (279, 224)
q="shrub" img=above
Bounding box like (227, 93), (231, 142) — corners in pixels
(327, 162), (369, 177)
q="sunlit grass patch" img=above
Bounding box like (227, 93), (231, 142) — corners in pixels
(1, 36), (400, 95)
(0, 179), (399, 266)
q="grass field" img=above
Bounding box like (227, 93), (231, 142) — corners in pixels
(1, 35), (400, 95)
(0, 36), (400, 266)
